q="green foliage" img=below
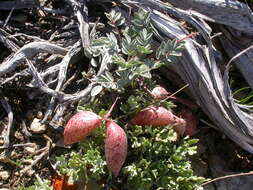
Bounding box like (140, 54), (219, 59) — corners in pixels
(120, 95), (148, 115)
(232, 86), (253, 105)
(85, 8), (185, 93)
(105, 9), (125, 27)
(18, 179), (51, 190)
(120, 89), (175, 117)
(56, 125), (107, 182)
(122, 125), (206, 190)
(56, 124), (206, 190)
(245, 0), (253, 4)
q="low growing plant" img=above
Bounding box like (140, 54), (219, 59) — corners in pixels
(53, 8), (206, 190)
(16, 8), (206, 190)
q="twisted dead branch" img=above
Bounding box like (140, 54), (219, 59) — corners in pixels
(0, 41), (67, 77)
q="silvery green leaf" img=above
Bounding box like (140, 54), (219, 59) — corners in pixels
(141, 72), (152, 78)
(122, 37), (137, 55)
(91, 85), (103, 97)
(105, 71), (114, 81)
(169, 51), (182, 57)
(115, 12), (122, 22)
(107, 33), (118, 44)
(126, 60), (142, 68)
(83, 46), (93, 58)
(136, 45), (153, 54)
(155, 47), (162, 59)
(152, 61), (164, 69)
(136, 64), (151, 78)
(112, 56), (126, 66)
(117, 17), (126, 26)
(90, 58), (98, 67)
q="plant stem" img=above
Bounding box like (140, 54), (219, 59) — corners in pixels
(177, 32), (199, 43)
(200, 171), (253, 187)
(161, 84), (189, 102)
(104, 97), (119, 119)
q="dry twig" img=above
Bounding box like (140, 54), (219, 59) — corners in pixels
(0, 91), (13, 148)
(16, 135), (52, 186)
(65, 0), (90, 48)
(199, 171), (253, 188)
(0, 41), (67, 77)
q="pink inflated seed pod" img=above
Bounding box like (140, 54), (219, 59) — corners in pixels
(179, 109), (198, 136)
(105, 120), (127, 177)
(130, 106), (186, 127)
(64, 111), (102, 145)
(152, 86), (169, 99)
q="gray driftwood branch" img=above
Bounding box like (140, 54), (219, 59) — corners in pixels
(167, 0), (253, 35)
(65, 0), (90, 47)
(0, 42), (67, 77)
(0, 0), (39, 10)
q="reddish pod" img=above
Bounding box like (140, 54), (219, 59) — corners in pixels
(64, 111), (102, 145)
(178, 109), (198, 136)
(152, 86), (198, 110)
(130, 106), (186, 127)
(152, 86), (169, 99)
(105, 120), (127, 177)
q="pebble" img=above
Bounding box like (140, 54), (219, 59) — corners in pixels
(24, 146), (37, 154)
(14, 131), (24, 141)
(36, 111), (43, 119)
(0, 138), (4, 145)
(30, 118), (47, 134)
(0, 171), (10, 181)
(27, 169), (35, 177)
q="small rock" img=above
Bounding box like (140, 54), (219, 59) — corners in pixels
(10, 151), (18, 158)
(0, 171), (10, 181)
(0, 138), (4, 145)
(14, 172), (19, 176)
(24, 146), (37, 154)
(27, 169), (35, 177)
(30, 118), (47, 134)
(36, 111), (43, 119)
(14, 131), (24, 141)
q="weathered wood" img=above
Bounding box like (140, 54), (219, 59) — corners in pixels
(167, 0), (253, 35)
(65, 0), (90, 48)
(0, 42), (67, 77)
(0, 0), (39, 10)
(0, 29), (19, 52)
(42, 41), (82, 123)
(219, 26), (253, 90)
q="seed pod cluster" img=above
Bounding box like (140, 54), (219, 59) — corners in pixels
(64, 86), (192, 176)
(64, 109), (127, 176)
